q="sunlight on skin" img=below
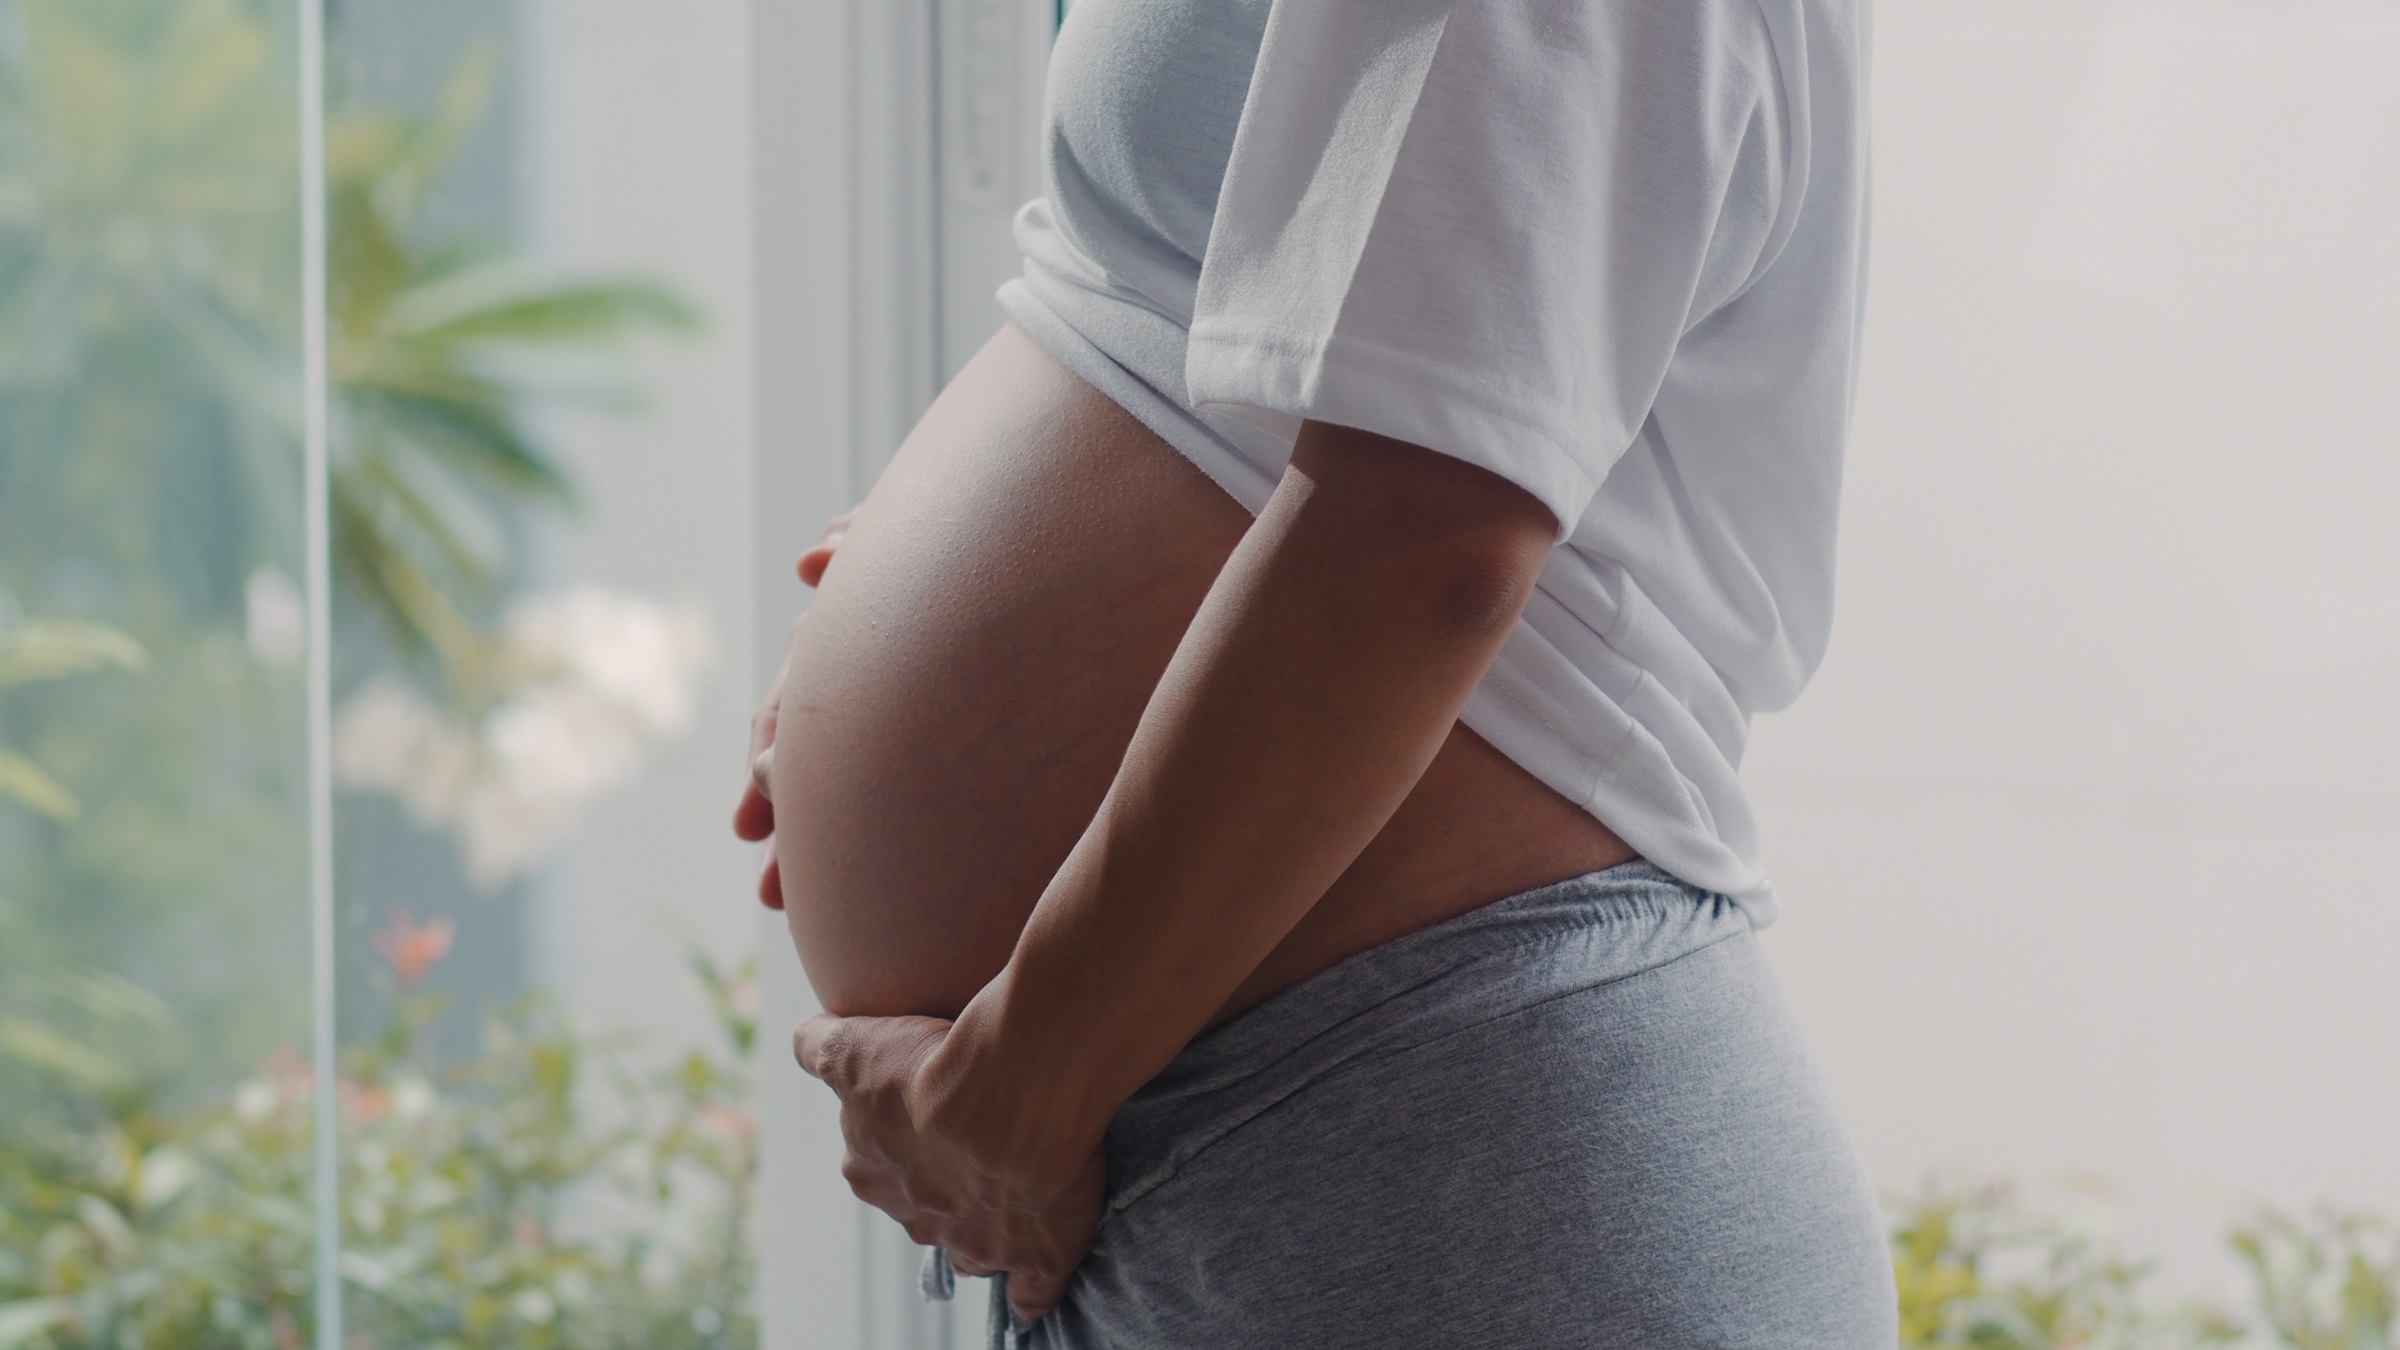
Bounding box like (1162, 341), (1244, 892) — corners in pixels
(736, 326), (1630, 1320)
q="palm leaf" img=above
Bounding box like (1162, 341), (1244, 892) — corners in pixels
(345, 444), (502, 590)
(368, 37), (501, 230)
(368, 391), (577, 505)
(339, 346), (511, 407)
(383, 269), (698, 346)
(0, 747), (76, 821)
(0, 619), (146, 689)
(141, 0), (273, 142)
(329, 480), (482, 665)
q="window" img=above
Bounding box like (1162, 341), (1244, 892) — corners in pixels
(4, 3), (2392, 1349)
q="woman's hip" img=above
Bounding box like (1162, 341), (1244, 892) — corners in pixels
(1009, 862), (1895, 1349)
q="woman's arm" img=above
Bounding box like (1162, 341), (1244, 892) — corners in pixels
(795, 421), (1556, 1318)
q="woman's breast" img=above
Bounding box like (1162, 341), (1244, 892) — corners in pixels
(1045, 0), (1268, 268)
(771, 325), (1249, 1017)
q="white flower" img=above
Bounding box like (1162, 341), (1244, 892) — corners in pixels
(331, 589), (713, 887)
(244, 568), (306, 669)
(452, 775), (584, 888)
(332, 678), (482, 828)
(389, 1074), (436, 1123)
(484, 684), (642, 803)
(393, 722), (479, 828)
(510, 1289), (557, 1324)
(135, 1146), (198, 1212)
(231, 1079), (277, 1124)
(332, 680), (439, 793)
(507, 586), (713, 735)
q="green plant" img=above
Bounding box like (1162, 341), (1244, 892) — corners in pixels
(0, 616), (144, 821)
(0, 0), (698, 1111)
(1892, 1179), (2153, 1350)
(2221, 1208), (2398, 1350)
(0, 7), (740, 1340)
(1892, 1182), (2400, 1350)
(323, 40), (696, 687)
(0, 932), (758, 1350)
(0, 0), (303, 617)
(0, 0), (695, 665)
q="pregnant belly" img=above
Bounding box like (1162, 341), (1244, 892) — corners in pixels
(773, 325), (1632, 1020)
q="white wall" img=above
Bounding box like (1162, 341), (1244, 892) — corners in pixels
(515, 0), (760, 1112)
(1753, 0), (2400, 1290)
(519, 6), (889, 1339)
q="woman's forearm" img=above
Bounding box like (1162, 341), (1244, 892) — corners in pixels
(939, 419), (1560, 1153)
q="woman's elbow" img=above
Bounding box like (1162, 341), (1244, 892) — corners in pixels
(1426, 536), (1545, 640)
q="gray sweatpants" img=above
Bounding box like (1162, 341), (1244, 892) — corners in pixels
(988, 862), (1896, 1348)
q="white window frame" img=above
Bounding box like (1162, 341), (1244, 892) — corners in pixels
(748, 1), (1054, 1346)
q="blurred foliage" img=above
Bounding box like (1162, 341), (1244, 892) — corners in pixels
(0, 0), (694, 660)
(0, 0), (304, 614)
(0, 944), (759, 1350)
(323, 37), (695, 693)
(1894, 1179), (2158, 1349)
(0, 0), (693, 1090)
(0, 617), (144, 822)
(0, 1), (734, 1340)
(1893, 1180), (2399, 1350)
(2218, 1209), (2399, 1350)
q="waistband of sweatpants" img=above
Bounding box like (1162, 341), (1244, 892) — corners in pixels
(1101, 860), (1751, 1217)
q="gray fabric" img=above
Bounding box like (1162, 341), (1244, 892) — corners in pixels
(986, 862), (1895, 1348)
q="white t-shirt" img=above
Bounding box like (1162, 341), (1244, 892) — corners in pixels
(999, 0), (1871, 922)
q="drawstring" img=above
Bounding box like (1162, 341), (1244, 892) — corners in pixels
(920, 1246), (956, 1302)
(983, 1271), (1036, 1349)
(922, 1248), (1036, 1349)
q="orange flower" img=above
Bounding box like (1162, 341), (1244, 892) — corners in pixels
(374, 910), (454, 986)
(343, 1081), (391, 1124)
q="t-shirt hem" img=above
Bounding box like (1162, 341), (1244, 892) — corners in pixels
(1011, 279), (1781, 926)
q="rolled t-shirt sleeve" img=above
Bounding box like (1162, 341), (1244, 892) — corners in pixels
(1184, 0), (1787, 534)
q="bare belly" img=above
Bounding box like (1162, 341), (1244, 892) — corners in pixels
(772, 325), (1633, 1022)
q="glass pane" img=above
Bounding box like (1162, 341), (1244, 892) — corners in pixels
(323, 3), (757, 1345)
(0, 0), (325, 1339)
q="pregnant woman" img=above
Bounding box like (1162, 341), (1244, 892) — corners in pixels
(735, 0), (1894, 1344)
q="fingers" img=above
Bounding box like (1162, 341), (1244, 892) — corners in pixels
(791, 1013), (844, 1084)
(1009, 1267), (1070, 1324)
(747, 698), (780, 790)
(791, 1012), (952, 1091)
(748, 516), (840, 855)
(733, 779), (775, 843)
(755, 851), (784, 911)
(797, 511), (853, 588)
(796, 544), (837, 588)
(734, 689), (780, 843)
(1002, 1149), (1106, 1322)
(736, 616), (800, 842)
(792, 1003), (1090, 1327)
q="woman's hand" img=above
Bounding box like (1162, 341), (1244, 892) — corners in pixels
(794, 1011), (1107, 1324)
(733, 511), (853, 909)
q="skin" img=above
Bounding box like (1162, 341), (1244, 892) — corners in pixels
(735, 324), (1632, 1321)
